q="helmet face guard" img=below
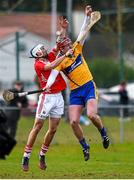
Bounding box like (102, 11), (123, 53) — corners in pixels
(56, 37), (72, 49)
(30, 44), (45, 58)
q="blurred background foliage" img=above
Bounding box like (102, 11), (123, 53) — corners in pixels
(88, 58), (134, 88)
(0, 0), (134, 88)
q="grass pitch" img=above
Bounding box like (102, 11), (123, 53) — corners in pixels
(0, 116), (134, 179)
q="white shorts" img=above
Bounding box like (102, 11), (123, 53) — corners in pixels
(36, 92), (64, 120)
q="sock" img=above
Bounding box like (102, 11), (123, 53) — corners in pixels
(39, 144), (49, 156)
(99, 127), (107, 139)
(23, 145), (32, 158)
(79, 138), (89, 150)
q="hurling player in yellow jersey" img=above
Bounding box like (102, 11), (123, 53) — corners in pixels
(44, 5), (110, 161)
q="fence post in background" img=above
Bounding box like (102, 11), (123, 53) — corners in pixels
(15, 32), (20, 81)
(119, 106), (124, 143)
(51, 0), (57, 47)
(117, 0), (124, 82)
(67, 0), (73, 39)
(64, 86), (70, 121)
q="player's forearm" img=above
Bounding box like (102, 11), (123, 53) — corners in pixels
(45, 70), (59, 88)
(44, 54), (66, 70)
(56, 28), (67, 48)
(45, 48), (73, 70)
(50, 54), (66, 69)
(60, 27), (67, 38)
(81, 15), (90, 32)
(58, 16), (68, 38)
(76, 15), (90, 44)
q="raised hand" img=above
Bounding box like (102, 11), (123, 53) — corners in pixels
(58, 15), (69, 29)
(85, 5), (92, 17)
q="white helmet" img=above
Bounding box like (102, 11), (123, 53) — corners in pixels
(30, 44), (45, 58)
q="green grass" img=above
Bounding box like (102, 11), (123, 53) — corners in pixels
(0, 116), (134, 179)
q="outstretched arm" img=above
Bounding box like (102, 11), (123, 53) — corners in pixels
(76, 5), (92, 45)
(59, 16), (69, 36)
(44, 48), (73, 70)
(56, 16), (69, 41)
(50, 16), (69, 57)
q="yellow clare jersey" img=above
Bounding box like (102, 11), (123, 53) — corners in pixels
(55, 41), (93, 90)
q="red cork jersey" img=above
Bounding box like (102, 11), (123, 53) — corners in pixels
(34, 51), (66, 94)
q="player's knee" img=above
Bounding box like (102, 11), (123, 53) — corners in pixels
(49, 129), (57, 136)
(70, 120), (78, 127)
(87, 112), (98, 122)
(33, 121), (43, 133)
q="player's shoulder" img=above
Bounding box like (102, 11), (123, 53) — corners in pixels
(55, 56), (69, 71)
(34, 59), (45, 70)
(73, 41), (83, 52)
(35, 59), (45, 65)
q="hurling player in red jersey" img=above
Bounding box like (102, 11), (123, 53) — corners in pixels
(21, 39), (73, 171)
